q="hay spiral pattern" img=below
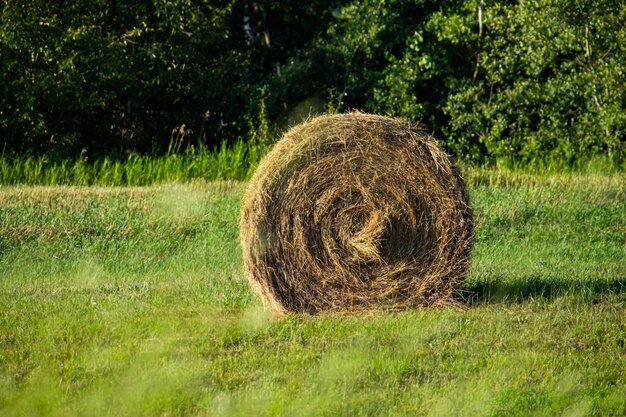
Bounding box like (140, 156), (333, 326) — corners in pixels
(240, 113), (473, 314)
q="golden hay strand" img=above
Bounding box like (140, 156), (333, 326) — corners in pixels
(240, 113), (474, 315)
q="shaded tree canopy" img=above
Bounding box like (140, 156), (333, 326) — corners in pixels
(1, 0), (624, 165)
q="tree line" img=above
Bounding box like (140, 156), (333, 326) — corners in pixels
(1, 0), (624, 166)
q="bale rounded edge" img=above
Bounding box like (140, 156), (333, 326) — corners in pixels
(240, 112), (474, 315)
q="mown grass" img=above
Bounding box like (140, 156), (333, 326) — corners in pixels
(0, 172), (625, 416)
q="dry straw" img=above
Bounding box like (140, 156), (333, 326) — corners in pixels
(240, 113), (473, 315)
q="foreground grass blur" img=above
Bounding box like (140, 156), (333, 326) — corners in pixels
(0, 172), (625, 416)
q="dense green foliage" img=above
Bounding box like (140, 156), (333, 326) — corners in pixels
(444, 0), (626, 166)
(1, 174), (625, 415)
(1, 0), (624, 166)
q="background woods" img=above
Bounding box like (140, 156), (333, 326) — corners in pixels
(0, 0), (624, 167)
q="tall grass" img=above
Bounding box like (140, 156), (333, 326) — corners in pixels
(0, 139), (263, 186)
(1, 137), (622, 187)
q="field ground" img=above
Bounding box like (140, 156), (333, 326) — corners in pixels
(0, 172), (625, 416)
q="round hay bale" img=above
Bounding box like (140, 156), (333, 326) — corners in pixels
(240, 112), (473, 315)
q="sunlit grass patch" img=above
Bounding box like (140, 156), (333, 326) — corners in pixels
(0, 139), (262, 186)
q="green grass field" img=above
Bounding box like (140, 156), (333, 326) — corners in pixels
(1, 172), (625, 416)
